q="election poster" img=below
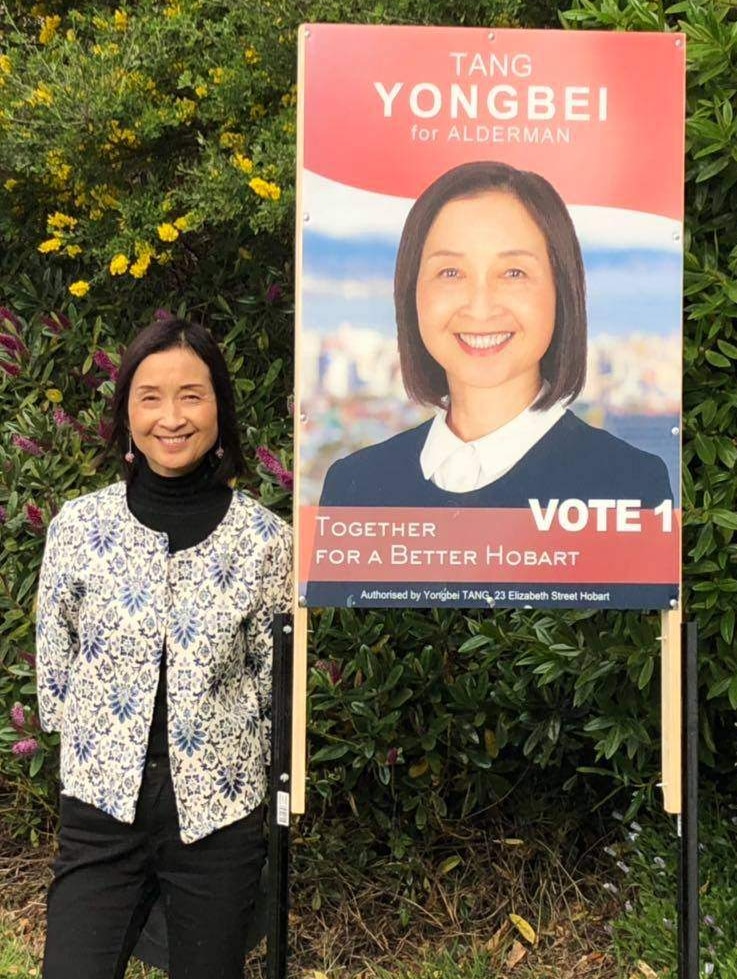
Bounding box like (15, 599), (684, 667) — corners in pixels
(295, 25), (685, 609)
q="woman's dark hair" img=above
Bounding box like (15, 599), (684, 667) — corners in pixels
(109, 318), (245, 483)
(394, 160), (587, 410)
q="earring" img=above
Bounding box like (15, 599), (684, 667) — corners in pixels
(215, 440), (224, 460)
(124, 433), (135, 464)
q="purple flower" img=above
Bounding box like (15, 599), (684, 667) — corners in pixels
(10, 703), (25, 730)
(40, 313), (70, 334)
(255, 445), (293, 490)
(53, 407), (85, 433)
(12, 435), (43, 456)
(0, 307), (21, 330)
(93, 350), (119, 381)
(0, 506), (6, 524)
(0, 334), (26, 357)
(0, 360), (20, 377)
(265, 283), (283, 303)
(12, 738), (39, 757)
(19, 650), (36, 667)
(153, 308), (174, 321)
(97, 419), (113, 441)
(386, 747), (398, 766)
(25, 504), (44, 529)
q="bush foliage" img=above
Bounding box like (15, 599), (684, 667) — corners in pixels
(1, 0), (735, 854)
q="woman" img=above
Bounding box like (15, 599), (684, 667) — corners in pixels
(36, 318), (292, 978)
(320, 161), (672, 509)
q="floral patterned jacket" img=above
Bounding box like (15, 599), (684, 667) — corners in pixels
(36, 482), (292, 843)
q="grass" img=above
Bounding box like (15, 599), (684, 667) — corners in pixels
(13, 789), (737, 977)
(604, 793), (737, 978)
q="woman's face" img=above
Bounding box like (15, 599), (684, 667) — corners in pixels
(415, 191), (557, 402)
(127, 346), (219, 477)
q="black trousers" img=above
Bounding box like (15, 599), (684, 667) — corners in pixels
(43, 759), (266, 979)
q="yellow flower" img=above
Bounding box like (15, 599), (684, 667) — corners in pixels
(45, 388), (63, 403)
(45, 150), (71, 185)
(39, 15), (61, 45)
(232, 153), (253, 175)
(65, 245), (82, 257)
(69, 280), (90, 297)
(66, 29), (76, 42)
(157, 223), (179, 242)
(244, 47), (260, 65)
(29, 84), (54, 107)
(129, 254), (151, 278)
(109, 253), (129, 275)
(174, 214), (192, 231)
(249, 104), (266, 121)
(47, 211), (77, 231)
(38, 237), (62, 253)
(0, 55), (11, 75)
(219, 131), (245, 150)
(248, 177), (281, 202)
(4, 178), (18, 191)
(175, 98), (196, 122)
(114, 9), (128, 31)
(195, 84), (208, 98)
(209, 67), (224, 85)
(238, 247), (252, 261)
(164, 2), (181, 16)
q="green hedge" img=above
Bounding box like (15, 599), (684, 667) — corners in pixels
(1, 0), (734, 854)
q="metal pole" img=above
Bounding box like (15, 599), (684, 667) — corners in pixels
(678, 620), (699, 979)
(267, 613), (294, 979)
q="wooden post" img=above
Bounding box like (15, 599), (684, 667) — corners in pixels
(289, 25), (309, 816)
(660, 607), (682, 814)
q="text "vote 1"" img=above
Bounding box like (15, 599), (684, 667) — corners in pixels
(529, 499), (674, 533)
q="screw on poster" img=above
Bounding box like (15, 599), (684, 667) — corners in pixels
(295, 25), (684, 610)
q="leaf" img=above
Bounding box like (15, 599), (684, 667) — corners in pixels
(505, 940), (528, 969)
(636, 962), (659, 979)
(409, 758), (429, 778)
(509, 913), (537, 944)
(310, 743), (351, 763)
(711, 509), (737, 531)
(721, 608), (735, 645)
(438, 855), (462, 875)
(485, 920), (510, 951)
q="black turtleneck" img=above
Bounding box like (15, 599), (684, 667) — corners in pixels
(127, 455), (233, 760)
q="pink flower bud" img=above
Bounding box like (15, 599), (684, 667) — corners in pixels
(265, 284), (283, 303)
(0, 334), (26, 357)
(12, 738), (39, 757)
(93, 350), (119, 381)
(255, 446), (293, 490)
(386, 747), (398, 766)
(25, 504), (44, 529)
(40, 313), (70, 334)
(0, 359), (20, 377)
(10, 703), (25, 730)
(0, 307), (21, 330)
(11, 435), (43, 456)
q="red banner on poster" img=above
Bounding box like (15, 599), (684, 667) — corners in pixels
(302, 27), (685, 217)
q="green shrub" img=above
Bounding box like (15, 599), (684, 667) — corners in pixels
(2, 0), (735, 863)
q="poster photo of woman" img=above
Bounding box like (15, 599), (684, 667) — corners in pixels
(296, 25), (684, 609)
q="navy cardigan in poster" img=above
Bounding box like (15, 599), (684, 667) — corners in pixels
(319, 411), (673, 509)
